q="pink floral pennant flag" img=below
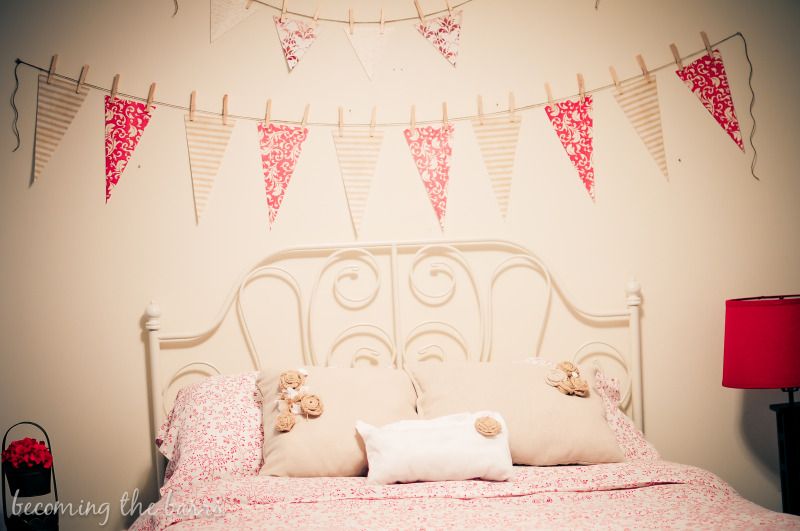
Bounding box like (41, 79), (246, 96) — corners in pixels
(403, 124), (454, 230)
(210, 0), (259, 42)
(274, 16), (319, 72)
(332, 127), (385, 237)
(675, 49), (743, 151)
(105, 95), (154, 203)
(416, 11), (462, 67)
(184, 114), (236, 223)
(256, 122), (309, 228)
(544, 96), (596, 201)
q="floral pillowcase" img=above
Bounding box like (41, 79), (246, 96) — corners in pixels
(156, 371), (264, 495)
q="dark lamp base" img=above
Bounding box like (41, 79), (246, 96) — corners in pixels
(770, 401), (800, 515)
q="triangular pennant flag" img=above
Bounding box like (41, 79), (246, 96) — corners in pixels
(33, 73), (89, 182)
(210, 0), (258, 42)
(403, 124), (454, 230)
(416, 10), (462, 66)
(332, 128), (384, 237)
(675, 49), (744, 151)
(613, 77), (669, 178)
(544, 96), (596, 201)
(470, 115), (521, 218)
(274, 16), (319, 72)
(184, 114), (236, 223)
(345, 26), (392, 80)
(256, 122), (309, 228)
(105, 95), (153, 203)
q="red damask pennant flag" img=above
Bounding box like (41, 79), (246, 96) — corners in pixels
(256, 122), (309, 228)
(416, 11), (462, 67)
(403, 124), (454, 230)
(545, 96), (596, 201)
(675, 50), (743, 150)
(274, 16), (319, 72)
(105, 95), (153, 203)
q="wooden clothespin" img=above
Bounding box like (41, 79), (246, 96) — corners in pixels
(508, 92), (517, 122)
(636, 54), (651, 82)
(189, 90), (196, 121)
(348, 8), (354, 35)
(609, 66), (621, 93)
(245, 0), (253, 9)
(76, 64), (89, 94)
(369, 106), (377, 137)
(410, 105), (417, 131)
(577, 73), (585, 103)
(301, 103), (310, 127)
(700, 31), (712, 55)
(338, 106), (344, 136)
(222, 94), (229, 126)
(313, 5), (320, 24)
(442, 101), (448, 126)
(545, 82), (554, 109)
(111, 74), (120, 100)
(280, 0), (287, 21)
(445, 0), (453, 16)
(146, 82), (156, 112)
(414, 0), (425, 22)
(264, 99), (272, 127)
(477, 95), (484, 125)
(47, 54), (58, 84)
(380, 8), (385, 34)
(669, 43), (683, 69)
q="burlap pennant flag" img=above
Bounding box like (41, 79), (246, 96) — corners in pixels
(416, 11), (462, 67)
(33, 73), (89, 183)
(274, 16), (319, 72)
(403, 124), (454, 230)
(470, 115), (521, 218)
(256, 122), (309, 228)
(105, 96), (153, 203)
(211, 0), (258, 42)
(184, 114), (236, 223)
(332, 128), (384, 237)
(675, 50), (744, 151)
(545, 96), (596, 201)
(613, 77), (668, 178)
(345, 26), (392, 80)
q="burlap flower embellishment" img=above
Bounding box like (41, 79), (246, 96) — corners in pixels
(274, 369), (323, 433)
(475, 416), (502, 437)
(275, 412), (296, 432)
(546, 361), (590, 397)
(300, 394), (323, 416)
(279, 370), (306, 391)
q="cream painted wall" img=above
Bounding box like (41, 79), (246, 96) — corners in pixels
(1, 0), (798, 529)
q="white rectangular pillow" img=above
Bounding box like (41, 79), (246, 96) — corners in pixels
(356, 412), (514, 485)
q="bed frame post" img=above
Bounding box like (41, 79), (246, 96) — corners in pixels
(145, 301), (166, 491)
(625, 279), (644, 433)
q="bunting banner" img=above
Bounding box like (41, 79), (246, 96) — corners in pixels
(184, 114), (236, 223)
(613, 77), (668, 178)
(675, 50), (744, 151)
(332, 128), (384, 237)
(274, 16), (319, 72)
(257, 122), (309, 227)
(470, 115), (521, 219)
(210, 0), (258, 42)
(416, 11), (462, 67)
(403, 124), (454, 230)
(545, 96), (595, 200)
(345, 26), (393, 80)
(105, 95), (153, 203)
(33, 73), (89, 183)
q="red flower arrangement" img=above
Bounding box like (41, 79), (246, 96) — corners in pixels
(2, 437), (53, 469)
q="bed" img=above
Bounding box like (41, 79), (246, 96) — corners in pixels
(131, 240), (799, 530)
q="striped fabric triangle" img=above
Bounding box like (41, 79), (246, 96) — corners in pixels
(403, 124), (454, 230)
(274, 16), (319, 72)
(210, 0), (258, 42)
(416, 11), (462, 67)
(470, 115), (521, 218)
(184, 114), (236, 223)
(33, 73), (89, 182)
(256, 122), (309, 228)
(613, 77), (668, 178)
(105, 96), (153, 203)
(544, 96), (595, 201)
(332, 128), (384, 237)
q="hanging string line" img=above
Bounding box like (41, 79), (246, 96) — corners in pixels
(739, 32), (758, 180)
(10, 59), (21, 152)
(11, 31), (751, 132)
(246, 0), (475, 24)
(172, 0), (179, 17)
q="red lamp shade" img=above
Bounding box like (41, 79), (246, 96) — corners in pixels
(723, 295), (800, 389)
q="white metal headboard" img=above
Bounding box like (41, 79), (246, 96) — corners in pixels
(143, 239), (643, 485)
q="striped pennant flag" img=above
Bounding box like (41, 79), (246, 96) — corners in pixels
(470, 115), (521, 219)
(211, 0), (258, 42)
(184, 114), (236, 223)
(613, 77), (668, 179)
(33, 73), (89, 182)
(332, 128), (384, 237)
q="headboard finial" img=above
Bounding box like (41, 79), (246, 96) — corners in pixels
(145, 301), (162, 331)
(625, 278), (642, 307)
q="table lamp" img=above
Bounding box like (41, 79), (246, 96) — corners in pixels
(723, 294), (800, 515)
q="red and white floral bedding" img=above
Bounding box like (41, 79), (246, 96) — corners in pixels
(130, 460), (799, 530)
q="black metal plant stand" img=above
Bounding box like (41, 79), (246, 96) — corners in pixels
(2, 422), (59, 531)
